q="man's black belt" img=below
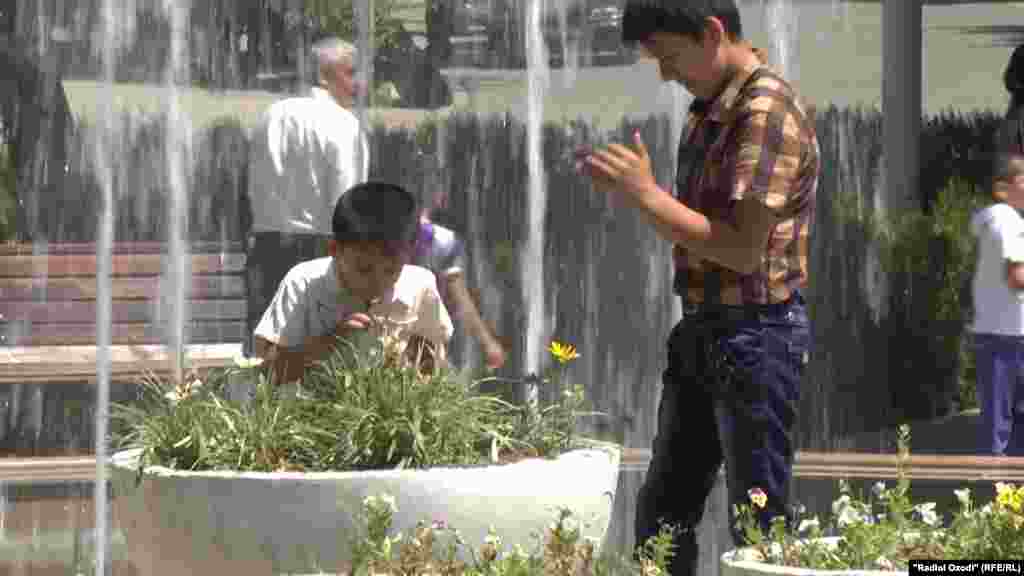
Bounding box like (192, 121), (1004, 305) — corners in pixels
(680, 264), (793, 324)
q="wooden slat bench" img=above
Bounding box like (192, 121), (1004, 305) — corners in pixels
(0, 241), (247, 385)
(4, 450), (1024, 485)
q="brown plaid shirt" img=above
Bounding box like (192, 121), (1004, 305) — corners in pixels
(673, 61), (819, 305)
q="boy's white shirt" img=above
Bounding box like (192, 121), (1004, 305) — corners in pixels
(254, 257), (454, 360)
(971, 203), (1024, 336)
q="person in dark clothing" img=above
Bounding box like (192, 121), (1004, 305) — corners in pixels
(577, 1), (819, 574)
(996, 44), (1024, 155)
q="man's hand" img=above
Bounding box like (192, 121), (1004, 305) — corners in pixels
(582, 130), (659, 204)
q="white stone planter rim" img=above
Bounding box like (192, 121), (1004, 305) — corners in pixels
(111, 437), (621, 479)
(110, 438), (622, 573)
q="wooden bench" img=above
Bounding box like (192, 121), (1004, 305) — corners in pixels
(0, 241), (247, 385)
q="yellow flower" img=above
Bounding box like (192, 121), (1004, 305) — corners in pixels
(991, 479), (1024, 510)
(995, 482), (1023, 513)
(748, 487), (768, 509)
(548, 341), (580, 364)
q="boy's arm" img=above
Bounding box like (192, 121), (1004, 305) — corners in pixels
(256, 332), (348, 385)
(253, 269), (367, 384)
(997, 215), (1024, 290)
(1006, 232), (1024, 290)
(432, 230), (505, 368)
(589, 106), (804, 276)
(1006, 262), (1024, 291)
(443, 271), (506, 369)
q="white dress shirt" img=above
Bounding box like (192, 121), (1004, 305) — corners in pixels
(248, 87), (369, 235)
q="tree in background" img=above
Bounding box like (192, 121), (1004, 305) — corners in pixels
(304, 0), (407, 55)
(0, 3), (15, 240)
(0, 136), (15, 242)
(304, 0), (452, 109)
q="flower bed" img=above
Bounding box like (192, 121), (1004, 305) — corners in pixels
(723, 426), (1024, 575)
(109, 337), (642, 574)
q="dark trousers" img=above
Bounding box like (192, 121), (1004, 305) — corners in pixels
(973, 333), (1024, 456)
(244, 230), (329, 355)
(635, 294), (809, 576)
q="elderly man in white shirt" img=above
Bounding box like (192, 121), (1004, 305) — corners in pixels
(245, 37), (371, 355)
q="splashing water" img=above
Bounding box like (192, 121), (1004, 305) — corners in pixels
(523, 0), (550, 405)
(91, 0), (116, 569)
(354, 0), (374, 163)
(556, 0), (578, 87)
(164, 0), (192, 387)
(763, 0), (799, 84)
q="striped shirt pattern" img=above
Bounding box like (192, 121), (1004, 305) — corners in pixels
(674, 61), (820, 305)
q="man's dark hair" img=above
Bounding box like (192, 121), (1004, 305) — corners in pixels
(332, 181), (419, 245)
(1004, 43), (1024, 111)
(621, 0), (742, 46)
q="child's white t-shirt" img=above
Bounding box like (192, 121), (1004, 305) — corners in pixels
(971, 203), (1024, 336)
(254, 257), (454, 359)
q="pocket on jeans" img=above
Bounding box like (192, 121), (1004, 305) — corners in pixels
(782, 325), (810, 373)
(764, 327), (806, 408)
(721, 328), (764, 372)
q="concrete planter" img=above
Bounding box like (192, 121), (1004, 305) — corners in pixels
(111, 441), (621, 576)
(720, 538), (906, 576)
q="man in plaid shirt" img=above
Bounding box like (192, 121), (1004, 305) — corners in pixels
(579, 1), (819, 573)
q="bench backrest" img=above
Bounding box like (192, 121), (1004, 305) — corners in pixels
(0, 242), (247, 346)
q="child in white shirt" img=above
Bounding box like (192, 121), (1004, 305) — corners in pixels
(254, 181), (453, 384)
(970, 153), (1024, 456)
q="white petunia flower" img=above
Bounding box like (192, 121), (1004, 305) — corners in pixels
(831, 494), (852, 516)
(363, 493), (398, 515)
(913, 502), (940, 527)
(797, 517), (820, 533)
(872, 481), (886, 497)
(836, 504), (864, 528)
(954, 488), (971, 507)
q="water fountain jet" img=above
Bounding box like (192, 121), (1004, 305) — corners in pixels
(91, 0), (116, 570)
(523, 0), (550, 407)
(163, 0), (192, 388)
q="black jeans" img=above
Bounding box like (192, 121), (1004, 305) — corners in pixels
(244, 231), (328, 355)
(635, 293), (809, 576)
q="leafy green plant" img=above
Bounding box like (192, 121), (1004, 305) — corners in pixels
(880, 178), (985, 412)
(112, 333), (605, 472)
(507, 341), (600, 457)
(347, 493), (677, 576)
(732, 424), (1024, 571)
(112, 366), (329, 472)
(832, 175), (986, 414)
